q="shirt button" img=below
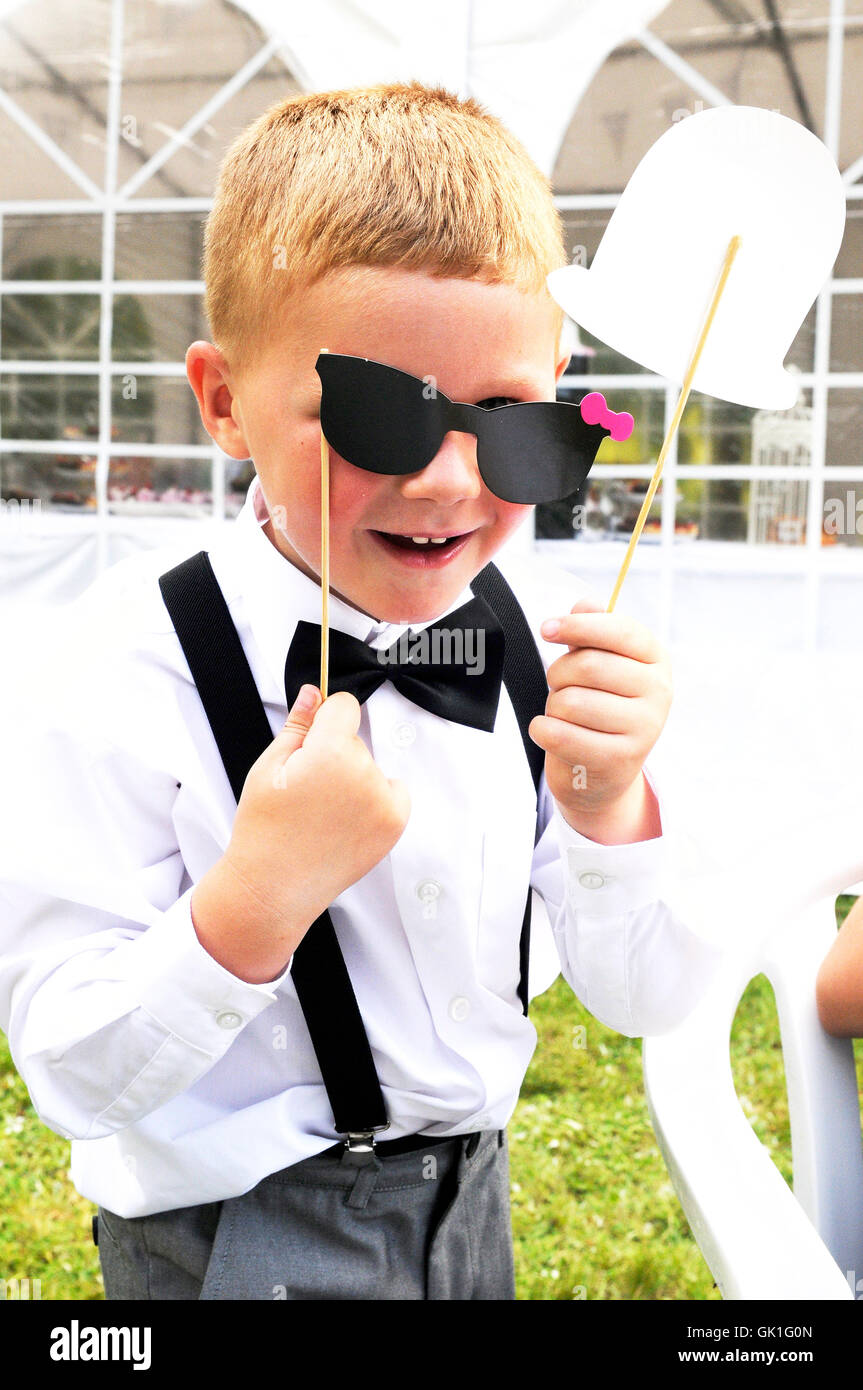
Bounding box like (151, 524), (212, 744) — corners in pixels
(417, 879), (441, 920)
(578, 871), (606, 890)
(392, 721), (416, 748)
(216, 1010), (243, 1030)
(448, 996), (471, 1023)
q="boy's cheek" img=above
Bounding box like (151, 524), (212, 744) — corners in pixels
(487, 501), (533, 548)
(329, 456), (383, 514)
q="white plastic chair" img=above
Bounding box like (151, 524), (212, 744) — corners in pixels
(642, 806), (863, 1300)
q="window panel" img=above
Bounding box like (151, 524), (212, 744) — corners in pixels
(110, 293), (206, 362)
(723, 396), (813, 545)
(113, 213), (207, 282)
(1, 293), (101, 360)
(0, 372), (99, 441)
(830, 296), (863, 373)
(0, 450), (96, 510)
(581, 476), (664, 543)
(227, 459), (256, 517)
(559, 210), (610, 273)
(826, 389), (863, 467)
(822, 480), (863, 549)
(677, 398), (756, 467)
(785, 301), (816, 374)
(2, 217), (103, 282)
(834, 205), (863, 279)
(677, 477), (753, 543)
(108, 455), (212, 515)
(840, 26), (863, 172)
(111, 374), (208, 447)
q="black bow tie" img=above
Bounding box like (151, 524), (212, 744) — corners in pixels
(284, 595), (505, 732)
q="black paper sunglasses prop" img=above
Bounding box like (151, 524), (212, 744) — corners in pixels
(312, 348), (634, 695)
(316, 351), (633, 505)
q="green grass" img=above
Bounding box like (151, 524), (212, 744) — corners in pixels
(511, 975), (718, 1300)
(0, 1047), (102, 1300)
(2, 896), (862, 1300)
(510, 893), (863, 1299)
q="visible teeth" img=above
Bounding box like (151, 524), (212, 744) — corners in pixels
(386, 533), (456, 546)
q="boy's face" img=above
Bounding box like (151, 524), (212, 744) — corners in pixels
(188, 266), (569, 624)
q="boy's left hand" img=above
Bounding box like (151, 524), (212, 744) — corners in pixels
(529, 597), (672, 845)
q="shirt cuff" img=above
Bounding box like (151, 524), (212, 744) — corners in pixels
(553, 797), (667, 921)
(129, 887), (292, 1055)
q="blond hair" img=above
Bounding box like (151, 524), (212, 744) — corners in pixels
(203, 82), (566, 365)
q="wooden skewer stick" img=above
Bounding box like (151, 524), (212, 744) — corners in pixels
(606, 234), (742, 614)
(319, 348), (330, 699)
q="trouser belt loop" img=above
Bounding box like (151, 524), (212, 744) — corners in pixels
(345, 1162), (381, 1209)
(465, 1132), (481, 1159)
(340, 1136), (384, 1209)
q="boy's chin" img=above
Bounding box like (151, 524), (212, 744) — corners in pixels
(335, 549), (483, 624)
(333, 577), (472, 626)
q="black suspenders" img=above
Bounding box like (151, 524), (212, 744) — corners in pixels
(159, 550), (549, 1150)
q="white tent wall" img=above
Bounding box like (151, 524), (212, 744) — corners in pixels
(0, 0), (860, 692)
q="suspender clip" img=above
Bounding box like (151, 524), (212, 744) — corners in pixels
(343, 1128), (388, 1164)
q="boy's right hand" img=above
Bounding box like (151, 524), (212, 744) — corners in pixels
(190, 686), (410, 983)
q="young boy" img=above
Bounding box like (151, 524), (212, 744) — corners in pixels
(0, 83), (720, 1301)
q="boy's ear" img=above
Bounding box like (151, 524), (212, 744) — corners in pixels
(554, 348), (572, 384)
(185, 341), (251, 459)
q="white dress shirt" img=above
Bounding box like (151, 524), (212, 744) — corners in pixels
(0, 479), (721, 1217)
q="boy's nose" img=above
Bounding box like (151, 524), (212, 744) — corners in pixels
(399, 430), (482, 503)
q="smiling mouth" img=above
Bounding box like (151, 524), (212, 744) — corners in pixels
(372, 530), (471, 550)
(369, 529), (476, 564)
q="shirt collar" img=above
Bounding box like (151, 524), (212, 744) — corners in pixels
(220, 476), (477, 705)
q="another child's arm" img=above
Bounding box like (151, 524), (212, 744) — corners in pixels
(816, 896), (863, 1036)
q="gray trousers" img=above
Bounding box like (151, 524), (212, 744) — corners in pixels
(96, 1129), (515, 1301)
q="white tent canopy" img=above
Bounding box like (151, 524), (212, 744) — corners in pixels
(237, 0), (668, 175)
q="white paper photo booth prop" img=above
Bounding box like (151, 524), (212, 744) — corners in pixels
(547, 106), (846, 410)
